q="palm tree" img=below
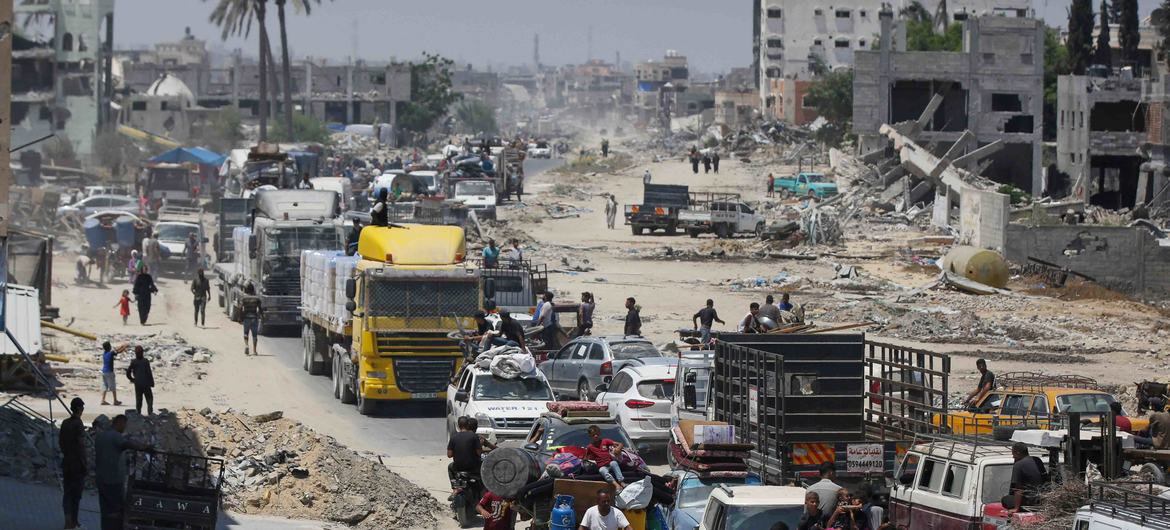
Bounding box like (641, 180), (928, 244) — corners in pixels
(275, 0), (321, 142)
(900, 1), (932, 24)
(208, 0), (273, 141)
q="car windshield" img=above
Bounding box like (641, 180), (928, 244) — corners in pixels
(610, 342), (661, 361)
(456, 181), (494, 196)
(264, 226), (340, 256)
(1056, 393), (1116, 414)
(415, 174), (437, 187)
(545, 424), (630, 452)
(473, 375), (553, 401)
(723, 505), (804, 530)
(803, 173), (826, 182)
(637, 379), (675, 400)
(156, 224), (197, 242)
(677, 477), (760, 509)
(150, 168), (190, 190)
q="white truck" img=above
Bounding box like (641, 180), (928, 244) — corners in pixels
(154, 205), (206, 276)
(452, 180), (497, 220)
(678, 194), (766, 239)
(446, 363), (555, 441)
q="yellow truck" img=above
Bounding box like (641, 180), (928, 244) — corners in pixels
(299, 224), (485, 415)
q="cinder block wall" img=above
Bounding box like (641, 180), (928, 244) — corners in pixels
(1004, 225), (1170, 299)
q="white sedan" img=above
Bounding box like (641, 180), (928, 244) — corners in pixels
(594, 362), (677, 450)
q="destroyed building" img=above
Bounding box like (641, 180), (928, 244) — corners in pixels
(12, 0), (116, 162)
(1138, 75), (1170, 209)
(1056, 75), (1147, 208)
(853, 12), (1045, 196)
(634, 51), (689, 125)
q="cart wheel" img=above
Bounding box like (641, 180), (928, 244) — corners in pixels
(1142, 463), (1168, 485)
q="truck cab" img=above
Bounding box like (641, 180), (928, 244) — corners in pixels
(155, 205), (206, 275)
(453, 179), (497, 220)
(446, 364), (555, 441)
(699, 485), (806, 530)
(890, 442), (1019, 530)
(680, 201), (764, 239)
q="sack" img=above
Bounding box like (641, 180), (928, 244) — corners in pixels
(490, 352), (537, 380)
(616, 476), (653, 510)
(618, 448), (649, 473)
(546, 452), (583, 477)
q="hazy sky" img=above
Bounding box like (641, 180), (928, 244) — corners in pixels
(114, 1), (1161, 73)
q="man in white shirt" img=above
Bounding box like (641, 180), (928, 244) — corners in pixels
(579, 490), (631, 530)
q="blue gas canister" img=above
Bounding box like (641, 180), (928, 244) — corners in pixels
(550, 494), (576, 530)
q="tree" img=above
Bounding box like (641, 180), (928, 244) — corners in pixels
(41, 135), (76, 165)
(1095, 0), (1112, 69)
(899, 0), (932, 23)
(803, 68), (853, 146)
(275, 0), (321, 141)
(454, 100), (498, 135)
(93, 130), (149, 179)
(1118, 0), (1140, 69)
(208, 0), (273, 141)
(1044, 27), (1072, 140)
(906, 20), (963, 52)
(269, 113), (331, 143)
(1156, 3), (1170, 69)
(398, 53), (462, 141)
(190, 107), (244, 153)
(1067, 0), (1095, 74)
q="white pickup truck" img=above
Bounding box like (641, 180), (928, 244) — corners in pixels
(678, 200), (765, 239)
(446, 363), (555, 441)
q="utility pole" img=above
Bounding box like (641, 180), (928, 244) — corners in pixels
(587, 25), (593, 62)
(533, 34), (540, 70)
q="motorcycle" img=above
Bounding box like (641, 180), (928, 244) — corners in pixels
(449, 471), (484, 528)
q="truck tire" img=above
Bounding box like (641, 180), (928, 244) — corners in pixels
(666, 223), (678, 236)
(714, 224), (730, 239)
(755, 222), (765, 239)
(302, 325), (314, 372)
(688, 229), (700, 238)
(356, 390), (377, 416)
(632, 225), (644, 236)
(307, 330), (328, 376)
(331, 355), (342, 399)
(339, 359), (357, 404)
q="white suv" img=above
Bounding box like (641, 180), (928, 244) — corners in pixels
(699, 485), (806, 530)
(594, 363), (676, 448)
(446, 364), (555, 441)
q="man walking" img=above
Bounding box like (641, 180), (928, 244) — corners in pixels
(191, 268), (211, 327)
(601, 138), (610, 158)
(624, 297), (642, 337)
(689, 151), (700, 174)
(240, 283), (263, 356)
(712, 152), (720, 173)
(692, 299), (725, 345)
(184, 232), (200, 278)
(60, 397), (87, 529)
(96, 415), (151, 530)
(126, 346), (155, 415)
(579, 489), (632, 530)
(604, 194), (618, 230)
(806, 462), (843, 516)
(767, 173), (775, 197)
(100, 341), (122, 406)
(132, 265), (158, 325)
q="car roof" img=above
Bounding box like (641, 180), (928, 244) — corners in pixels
(88, 194), (136, 201)
(909, 441), (1016, 461)
(620, 363), (677, 380)
(463, 364), (548, 381)
(709, 485), (805, 506)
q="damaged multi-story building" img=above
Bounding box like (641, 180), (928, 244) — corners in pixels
(852, 12), (1045, 195)
(1055, 74), (1148, 209)
(13, 0), (116, 162)
(755, 0), (1032, 125)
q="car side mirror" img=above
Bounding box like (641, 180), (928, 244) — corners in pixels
(595, 383), (609, 394)
(454, 390), (469, 403)
(345, 300), (356, 313)
(345, 278), (356, 300)
(683, 384), (697, 410)
(524, 443), (539, 452)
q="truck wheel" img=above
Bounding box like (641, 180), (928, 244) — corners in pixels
(632, 225), (644, 236)
(1141, 463), (1168, 485)
(331, 355), (342, 399)
(714, 224), (730, 239)
(339, 363), (357, 404)
(356, 390), (377, 416)
(666, 223), (678, 236)
(302, 325), (314, 372)
(688, 229), (700, 238)
(755, 222), (765, 239)
(307, 331), (327, 376)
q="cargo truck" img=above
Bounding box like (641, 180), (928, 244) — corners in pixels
(677, 192), (766, 239)
(216, 189), (343, 333)
(299, 224), (486, 415)
(708, 334), (951, 487)
(623, 183), (690, 235)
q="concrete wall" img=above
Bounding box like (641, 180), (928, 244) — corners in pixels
(1004, 225), (1170, 299)
(959, 187), (1009, 251)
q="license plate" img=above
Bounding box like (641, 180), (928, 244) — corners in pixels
(412, 392), (438, 399)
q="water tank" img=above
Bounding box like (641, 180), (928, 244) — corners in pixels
(83, 218), (113, 250)
(942, 246), (1008, 288)
(481, 447), (544, 498)
(115, 215), (138, 248)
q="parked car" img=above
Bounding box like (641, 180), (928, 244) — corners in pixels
(446, 363), (554, 441)
(58, 194), (139, 219)
(667, 471), (761, 530)
(538, 336), (672, 400)
(699, 485), (806, 530)
(772, 172), (839, 198)
(521, 409), (636, 459)
(595, 363), (677, 447)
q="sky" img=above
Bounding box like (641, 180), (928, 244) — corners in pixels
(114, 1), (1162, 73)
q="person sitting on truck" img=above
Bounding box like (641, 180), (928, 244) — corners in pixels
(1002, 442), (1046, 514)
(758, 295), (782, 329)
(536, 292), (559, 349)
(779, 293), (794, 312)
(798, 491), (827, 530)
(693, 299), (726, 345)
(643, 170), (652, 184)
(346, 219), (362, 256)
(807, 462), (844, 517)
(584, 425), (626, 491)
(448, 416), (483, 496)
(506, 239), (523, 266)
(296, 173), (314, 190)
(495, 311), (527, 353)
(370, 188), (389, 227)
(737, 303), (763, 333)
(962, 359), (995, 408)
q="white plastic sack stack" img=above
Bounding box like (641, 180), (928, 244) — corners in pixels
(232, 227), (252, 279)
(331, 255), (358, 324)
(616, 476), (652, 510)
(300, 250), (349, 325)
(474, 346), (537, 379)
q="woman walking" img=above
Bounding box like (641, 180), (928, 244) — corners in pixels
(132, 265), (158, 325)
(191, 268), (211, 327)
(125, 346), (155, 415)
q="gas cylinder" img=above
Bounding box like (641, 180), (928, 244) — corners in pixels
(550, 494), (576, 530)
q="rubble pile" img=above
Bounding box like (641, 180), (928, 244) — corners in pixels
(52, 332), (215, 393)
(126, 408), (443, 529)
(0, 406), (58, 483)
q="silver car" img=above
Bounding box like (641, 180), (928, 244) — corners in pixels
(538, 336), (672, 400)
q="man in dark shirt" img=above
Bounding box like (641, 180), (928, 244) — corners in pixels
(624, 297), (641, 336)
(60, 397), (86, 529)
(96, 414), (151, 530)
(692, 299), (725, 345)
(797, 491), (826, 530)
(963, 359), (995, 408)
(448, 416), (483, 495)
(498, 311), (528, 352)
(1002, 442), (1045, 513)
(240, 282), (263, 356)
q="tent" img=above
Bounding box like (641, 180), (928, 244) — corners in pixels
(148, 146), (227, 167)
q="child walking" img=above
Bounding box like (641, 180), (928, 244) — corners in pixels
(115, 289), (131, 325)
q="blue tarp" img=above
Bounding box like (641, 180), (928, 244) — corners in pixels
(148, 146), (227, 167)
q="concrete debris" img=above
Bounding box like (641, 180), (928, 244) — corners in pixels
(0, 406), (58, 484)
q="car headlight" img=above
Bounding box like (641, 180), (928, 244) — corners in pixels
(366, 371), (387, 379)
(475, 413), (495, 429)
